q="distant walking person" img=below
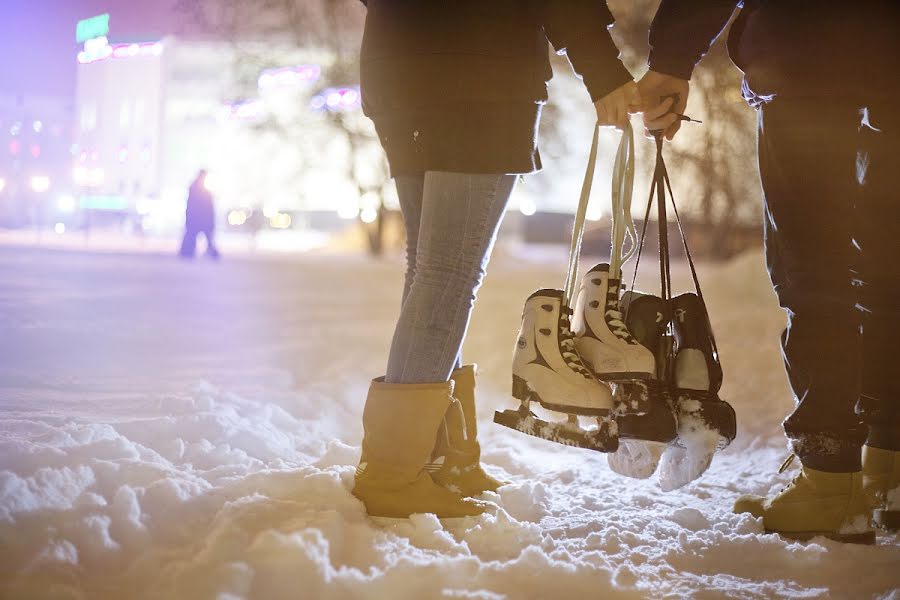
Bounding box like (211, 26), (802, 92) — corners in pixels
(179, 170), (220, 260)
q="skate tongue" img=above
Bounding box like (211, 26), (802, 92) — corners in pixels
(527, 288), (565, 301)
(587, 263), (611, 274)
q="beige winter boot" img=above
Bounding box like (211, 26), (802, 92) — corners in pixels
(733, 463), (875, 544)
(352, 378), (485, 519)
(429, 365), (505, 497)
(862, 445), (900, 530)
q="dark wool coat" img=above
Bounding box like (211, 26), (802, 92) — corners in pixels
(359, 0), (633, 175)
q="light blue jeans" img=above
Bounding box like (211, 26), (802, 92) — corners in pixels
(385, 172), (517, 384)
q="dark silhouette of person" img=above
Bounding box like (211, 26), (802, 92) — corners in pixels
(179, 170), (220, 260)
(639, 0), (900, 541)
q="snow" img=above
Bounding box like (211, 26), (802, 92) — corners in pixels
(1, 243), (899, 599)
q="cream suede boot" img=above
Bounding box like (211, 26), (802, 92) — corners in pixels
(862, 445), (900, 530)
(429, 365), (505, 497)
(352, 378), (485, 519)
(734, 464), (875, 544)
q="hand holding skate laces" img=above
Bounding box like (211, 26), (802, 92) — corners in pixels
(571, 119), (659, 419)
(494, 122), (638, 453)
(615, 131), (737, 489)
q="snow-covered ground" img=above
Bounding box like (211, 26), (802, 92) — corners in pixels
(1, 242), (898, 599)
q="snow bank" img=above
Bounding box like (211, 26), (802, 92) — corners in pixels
(0, 247), (898, 599)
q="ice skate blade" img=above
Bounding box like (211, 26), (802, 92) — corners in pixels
(874, 509), (900, 530)
(607, 440), (665, 479)
(512, 375), (614, 417)
(493, 407), (618, 453)
(768, 529), (876, 545)
(538, 399), (613, 418)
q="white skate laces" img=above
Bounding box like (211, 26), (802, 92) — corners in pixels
(557, 307), (593, 379)
(604, 306), (631, 340)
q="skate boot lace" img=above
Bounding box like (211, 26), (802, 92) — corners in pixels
(559, 307), (593, 379)
(605, 305), (633, 340)
(604, 281), (635, 342)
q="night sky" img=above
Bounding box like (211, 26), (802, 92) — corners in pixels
(0, 0), (196, 99)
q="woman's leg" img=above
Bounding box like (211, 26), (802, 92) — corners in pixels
(394, 174), (425, 306)
(385, 172), (517, 384)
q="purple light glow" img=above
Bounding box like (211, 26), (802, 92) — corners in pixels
(257, 65), (321, 90)
(311, 87), (362, 112)
(78, 41), (164, 65)
(222, 100), (265, 122)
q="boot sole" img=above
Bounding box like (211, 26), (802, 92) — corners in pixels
(370, 515), (481, 527)
(768, 529), (876, 545)
(512, 374), (613, 417)
(874, 509), (900, 530)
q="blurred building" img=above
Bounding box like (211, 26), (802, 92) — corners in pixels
(0, 93), (74, 228)
(72, 23), (369, 237)
(74, 34), (238, 232)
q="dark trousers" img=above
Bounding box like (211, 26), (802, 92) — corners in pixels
(179, 227), (220, 259)
(758, 100), (900, 471)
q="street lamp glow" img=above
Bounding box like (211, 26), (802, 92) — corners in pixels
(31, 176), (51, 193)
(338, 204), (359, 220)
(270, 212), (292, 229)
(519, 198), (537, 216)
(58, 194), (77, 212)
(0, 178), (6, 193)
(54, 222), (66, 234)
(586, 204), (604, 221)
(228, 210), (248, 226)
(360, 206), (378, 224)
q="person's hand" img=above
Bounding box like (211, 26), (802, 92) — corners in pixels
(636, 70), (690, 140)
(594, 81), (639, 131)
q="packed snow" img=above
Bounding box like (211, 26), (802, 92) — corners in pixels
(1, 242), (898, 599)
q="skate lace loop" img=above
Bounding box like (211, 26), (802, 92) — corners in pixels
(604, 306), (633, 341)
(603, 281), (634, 342)
(559, 308), (592, 378)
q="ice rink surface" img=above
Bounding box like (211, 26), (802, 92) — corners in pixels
(1, 243), (898, 599)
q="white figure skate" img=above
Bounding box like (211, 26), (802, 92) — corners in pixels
(494, 289), (618, 452)
(573, 263), (656, 416)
